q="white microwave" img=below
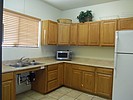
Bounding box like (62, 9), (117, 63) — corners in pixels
(56, 50), (72, 60)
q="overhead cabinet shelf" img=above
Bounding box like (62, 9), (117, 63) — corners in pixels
(41, 17), (133, 47)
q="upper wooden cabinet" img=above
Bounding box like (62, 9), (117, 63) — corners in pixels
(78, 23), (88, 46)
(58, 23), (70, 45)
(70, 23), (78, 45)
(88, 21), (100, 46)
(118, 17), (133, 30)
(41, 20), (58, 45)
(100, 19), (117, 46)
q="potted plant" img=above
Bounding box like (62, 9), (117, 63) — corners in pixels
(77, 10), (93, 23)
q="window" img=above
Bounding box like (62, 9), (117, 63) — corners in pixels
(3, 9), (41, 47)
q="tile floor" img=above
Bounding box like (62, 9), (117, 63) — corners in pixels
(16, 87), (109, 100)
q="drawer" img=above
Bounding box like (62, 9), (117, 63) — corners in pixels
(2, 72), (13, 82)
(48, 70), (58, 81)
(48, 64), (58, 71)
(96, 68), (113, 75)
(48, 80), (58, 92)
(72, 64), (95, 72)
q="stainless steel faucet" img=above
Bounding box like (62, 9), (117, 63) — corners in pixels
(17, 57), (30, 66)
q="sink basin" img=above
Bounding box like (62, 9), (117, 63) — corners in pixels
(9, 62), (44, 68)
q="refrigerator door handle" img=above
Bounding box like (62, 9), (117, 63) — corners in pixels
(114, 54), (118, 78)
(115, 31), (119, 53)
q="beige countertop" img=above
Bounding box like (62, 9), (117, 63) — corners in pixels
(2, 57), (114, 73)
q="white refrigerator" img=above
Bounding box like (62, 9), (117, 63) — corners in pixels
(113, 30), (133, 100)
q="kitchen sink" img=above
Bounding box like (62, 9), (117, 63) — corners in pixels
(9, 62), (44, 68)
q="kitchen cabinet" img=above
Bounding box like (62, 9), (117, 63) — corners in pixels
(78, 23), (88, 45)
(41, 20), (58, 45)
(32, 63), (64, 93)
(64, 63), (72, 87)
(58, 63), (64, 86)
(118, 17), (133, 30)
(2, 72), (15, 100)
(71, 64), (95, 93)
(58, 23), (70, 45)
(88, 21), (100, 46)
(31, 69), (47, 93)
(100, 19), (117, 46)
(71, 66), (82, 90)
(70, 23), (78, 45)
(95, 68), (113, 98)
(47, 64), (59, 92)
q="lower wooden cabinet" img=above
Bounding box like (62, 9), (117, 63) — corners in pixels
(32, 63), (64, 93)
(95, 68), (113, 98)
(64, 63), (72, 87)
(71, 64), (95, 93)
(71, 68), (82, 89)
(2, 72), (15, 100)
(82, 71), (95, 93)
(31, 69), (47, 93)
(32, 63), (113, 99)
(58, 63), (64, 86)
(47, 64), (59, 92)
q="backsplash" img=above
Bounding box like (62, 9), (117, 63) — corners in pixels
(57, 46), (114, 60)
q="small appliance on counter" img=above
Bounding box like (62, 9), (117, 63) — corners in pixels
(56, 50), (72, 60)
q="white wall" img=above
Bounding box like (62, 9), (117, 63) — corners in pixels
(61, 0), (133, 22)
(60, 0), (133, 60)
(3, 0), (62, 61)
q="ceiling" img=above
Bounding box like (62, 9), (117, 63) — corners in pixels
(42, 0), (119, 10)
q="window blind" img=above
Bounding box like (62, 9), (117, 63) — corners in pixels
(3, 9), (40, 47)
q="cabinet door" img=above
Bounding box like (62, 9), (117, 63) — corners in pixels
(82, 71), (95, 93)
(118, 17), (133, 30)
(31, 69), (47, 93)
(41, 20), (57, 45)
(2, 80), (14, 100)
(100, 20), (117, 46)
(88, 21), (100, 46)
(70, 23), (78, 45)
(58, 24), (70, 45)
(95, 68), (113, 98)
(58, 63), (64, 86)
(48, 21), (58, 44)
(78, 23), (88, 45)
(64, 63), (72, 87)
(71, 66), (82, 89)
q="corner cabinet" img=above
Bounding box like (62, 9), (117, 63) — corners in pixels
(58, 23), (70, 45)
(88, 21), (100, 46)
(78, 23), (88, 46)
(100, 19), (117, 46)
(2, 72), (15, 100)
(118, 17), (133, 30)
(64, 63), (72, 87)
(95, 68), (113, 98)
(41, 20), (58, 45)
